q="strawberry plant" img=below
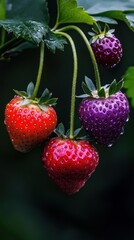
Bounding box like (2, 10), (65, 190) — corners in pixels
(0, 0), (134, 195)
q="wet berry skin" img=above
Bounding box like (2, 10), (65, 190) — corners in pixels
(5, 96), (57, 152)
(79, 91), (130, 146)
(91, 34), (123, 68)
(42, 137), (99, 195)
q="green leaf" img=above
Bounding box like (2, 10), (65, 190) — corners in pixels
(7, 0), (49, 23)
(123, 67), (134, 107)
(27, 82), (34, 97)
(98, 88), (106, 97)
(0, 0), (6, 20)
(77, 0), (134, 31)
(109, 79), (117, 95)
(77, 0), (134, 14)
(44, 31), (68, 53)
(85, 76), (96, 91)
(93, 16), (118, 24)
(125, 13), (134, 31)
(56, 0), (95, 26)
(0, 20), (48, 45)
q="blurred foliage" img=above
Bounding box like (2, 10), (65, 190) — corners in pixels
(0, 1), (134, 240)
(124, 67), (134, 106)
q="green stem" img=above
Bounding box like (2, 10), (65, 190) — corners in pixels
(31, 41), (45, 99)
(56, 25), (101, 92)
(51, 0), (60, 31)
(0, 37), (23, 52)
(56, 31), (78, 139)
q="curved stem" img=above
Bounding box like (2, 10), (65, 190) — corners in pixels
(55, 31), (78, 139)
(31, 41), (45, 99)
(56, 25), (101, 92)
(0, 37), (22, 51)
(51, 0), (59, 31)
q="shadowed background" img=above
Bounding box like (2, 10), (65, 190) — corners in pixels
(0, 1), (134, 239)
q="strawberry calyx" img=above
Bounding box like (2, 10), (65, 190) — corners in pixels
(13, 82), (58, 111)
(76, 76), (124, 99)
(89, 23), (115, 44)
(54, 123), (90, 141)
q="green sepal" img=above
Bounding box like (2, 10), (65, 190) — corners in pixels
(85, 76), (96, 91)
(76, 94), (89, 98)
(40, 88), (50, 98)
(57, 123), (65, 135)
(98, 88), (106, 97)
(38, 88), (58, 106)
(39, 105), (48, 112)
(109, 79), (117, 95)
(92, 22), (102, 34)
(78, 76), (96, 98)
(26, 82), (34, 97)
(13, 83), (58, 109)
(116, 79), (124, 93)
(88, 32), (95, 37)
(74, 127), (91, 140)
(45, 98), (58, 106)
(82, 82), (92, 96)
(39, 88), (52, 104)
(19, 99), (31, 106)
(66, 129), (70, 138)
(108, 79), (124, 96)
(104, 23), (110, 33)
(90, 23), (115, 44)
(54, 123), (66, 138)
(13, 89), (28, 97)
(54, 124), (90, 141)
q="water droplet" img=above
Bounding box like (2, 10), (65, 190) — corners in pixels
(126, 116), (129, 122)
(108, 144), (113, 148)
(4, 120), (6, 125)
(120, 128), (124, 135)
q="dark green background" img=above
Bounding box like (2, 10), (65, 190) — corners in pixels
(0, 1), (134, 239)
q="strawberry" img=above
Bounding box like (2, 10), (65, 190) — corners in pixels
(5, 83), (57, 152)
(90, 24), (123, 68)
(42, 124), (99, 195)
(78, 77), (130, 146)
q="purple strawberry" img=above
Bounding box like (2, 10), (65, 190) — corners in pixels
(90, 24), (123, 68)
(78, 77), (130, 146)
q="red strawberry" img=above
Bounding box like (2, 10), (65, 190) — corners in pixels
(90, 24), (123, 68)
(5, 83), (57, 152)
(42, 137), (99, 195)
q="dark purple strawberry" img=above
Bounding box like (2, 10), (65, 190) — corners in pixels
(78, 77), (130, 147)
(90, 24), (123, 68)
